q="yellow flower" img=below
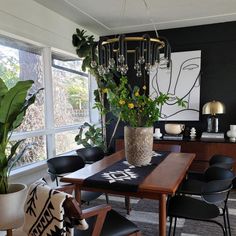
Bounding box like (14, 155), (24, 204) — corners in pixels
(102, 88), (108, 93)
(128, 103), (134, 109)
(143, 85), (147, 90)
(134, 91), (139, 96)
(119, 99), (125, 105)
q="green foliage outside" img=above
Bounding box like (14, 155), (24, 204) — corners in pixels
(67, 76), (88, 110)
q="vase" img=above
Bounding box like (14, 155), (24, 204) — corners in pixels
(0, 183), (27, 231)
(227, 125), (236, 142)
(124, 126), (153, 166)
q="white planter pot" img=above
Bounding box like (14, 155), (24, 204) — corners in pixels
(0, 183), (27, 230)
(124, 126), (153, 166)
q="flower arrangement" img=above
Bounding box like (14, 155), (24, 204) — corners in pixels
(107, 76), (170, 127)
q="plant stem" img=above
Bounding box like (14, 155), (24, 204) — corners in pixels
(0, 168), (8, 194)
(108, 115), (121, 150)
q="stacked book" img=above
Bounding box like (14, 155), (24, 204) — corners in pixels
(163, 134), (183, 140)
(201, 132), (225, 141)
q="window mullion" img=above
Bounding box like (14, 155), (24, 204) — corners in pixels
(42, 47), (55, 159)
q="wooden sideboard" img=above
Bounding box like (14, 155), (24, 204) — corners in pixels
(115, 138), (236, 174)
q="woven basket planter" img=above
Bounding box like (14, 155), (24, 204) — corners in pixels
(124, 126), (153, 166)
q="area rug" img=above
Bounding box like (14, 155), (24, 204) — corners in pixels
(85, 191), (236, 236)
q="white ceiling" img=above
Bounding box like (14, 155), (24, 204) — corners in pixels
(34, 0), (236, 36)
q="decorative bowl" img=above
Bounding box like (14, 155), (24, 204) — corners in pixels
(165, 123), (185, 135)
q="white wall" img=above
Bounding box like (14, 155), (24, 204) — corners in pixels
(0, 0), (98, 53)
(0, 0), (99, 185)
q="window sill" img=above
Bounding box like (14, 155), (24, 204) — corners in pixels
(10, 161), (48, 180)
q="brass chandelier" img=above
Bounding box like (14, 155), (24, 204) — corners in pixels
(90, 34), (171, 77)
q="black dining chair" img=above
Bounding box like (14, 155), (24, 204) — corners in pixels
(209, 154), (235, 170)
(13, 180), (141, 236)
(47, 155), (102, 204)
(76, 146), (105, 164)
(188, 154), (234, 181)
(168, 179), (233, 236)
(178, 166), (235, 236)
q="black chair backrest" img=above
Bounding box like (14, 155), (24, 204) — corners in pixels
(76, 147), (104, 163)
(209, 154), (234, 170)
(201, 179), (233, 204)
(204, 166), (235, 182)
(47, 155), (85, 175)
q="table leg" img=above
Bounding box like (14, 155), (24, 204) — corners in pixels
(75, 185), (81, 204)
(159, 194), (167, 236)
(7, 229), (12, 236)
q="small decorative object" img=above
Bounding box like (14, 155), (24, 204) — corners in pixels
(227, 125), (236, 142)
(154, 128), (162, 139)
(202, 100), (225, 133)
(165, 123), (185, 135)
(190, 127), (196, 139)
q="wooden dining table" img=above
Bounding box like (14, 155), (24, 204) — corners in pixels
(61, 149), (195, 236)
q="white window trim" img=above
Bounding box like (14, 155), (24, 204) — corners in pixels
(0, 33), (93, 172)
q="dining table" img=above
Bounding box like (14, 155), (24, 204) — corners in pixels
(61, 149), (195, 236)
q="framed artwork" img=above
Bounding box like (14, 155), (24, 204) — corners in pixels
(149, 50), (201, 121)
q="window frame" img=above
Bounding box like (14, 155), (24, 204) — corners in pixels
(0, 37), (93, 170)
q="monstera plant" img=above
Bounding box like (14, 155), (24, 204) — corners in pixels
(0, 78), (42, 194)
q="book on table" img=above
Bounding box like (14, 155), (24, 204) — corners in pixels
(201, 132), (225, 141)
(163, 134), (183, 140)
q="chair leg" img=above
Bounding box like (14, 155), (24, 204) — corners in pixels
(125, 196), (131, 215)
(223, 210), (228, 236)
(105, 193), (109, 204)
(55, 177), (59, 186)
(173, 217), (177, 236)
(226, 206), (231, 236)
(168, 217), (173, 236)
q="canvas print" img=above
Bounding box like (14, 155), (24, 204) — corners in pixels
(149, 50), (201, 121)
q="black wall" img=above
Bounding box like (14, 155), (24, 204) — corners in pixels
(106, 21), (236, 151)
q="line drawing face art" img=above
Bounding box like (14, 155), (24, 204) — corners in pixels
(149, 50), (201, 121)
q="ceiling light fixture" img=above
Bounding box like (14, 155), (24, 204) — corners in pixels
(90, 0), (171, 78)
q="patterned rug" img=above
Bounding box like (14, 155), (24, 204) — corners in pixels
(85, 191), (236, 236)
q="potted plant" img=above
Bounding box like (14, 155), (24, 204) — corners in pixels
(107, 76), (186, 166)
(0, 77), (42, 231)
(75, 122), (104, 150)
(72, 29), (120, 153)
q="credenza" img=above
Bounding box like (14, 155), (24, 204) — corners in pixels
(115, 138), (236, 174)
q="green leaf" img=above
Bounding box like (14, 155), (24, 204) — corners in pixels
(0, 78), (8, 100)
(7, 140), (24, 163)
(0, 80), (33, 125)
(8, 142), (35, 174)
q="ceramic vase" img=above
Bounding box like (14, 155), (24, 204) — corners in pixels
(153, 128), (162, 139)
(227, 125), (236, 142)
(0, 183), (27, 231)
(124, 126), (153, 166)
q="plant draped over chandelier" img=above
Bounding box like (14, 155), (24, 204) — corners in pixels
(90, 34), (171, 78)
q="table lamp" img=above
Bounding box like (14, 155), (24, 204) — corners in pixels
(202, 100), (225, 132)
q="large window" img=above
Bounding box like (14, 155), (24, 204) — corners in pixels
(0, 36), (89, 168)
(52, 57), (89, 154)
